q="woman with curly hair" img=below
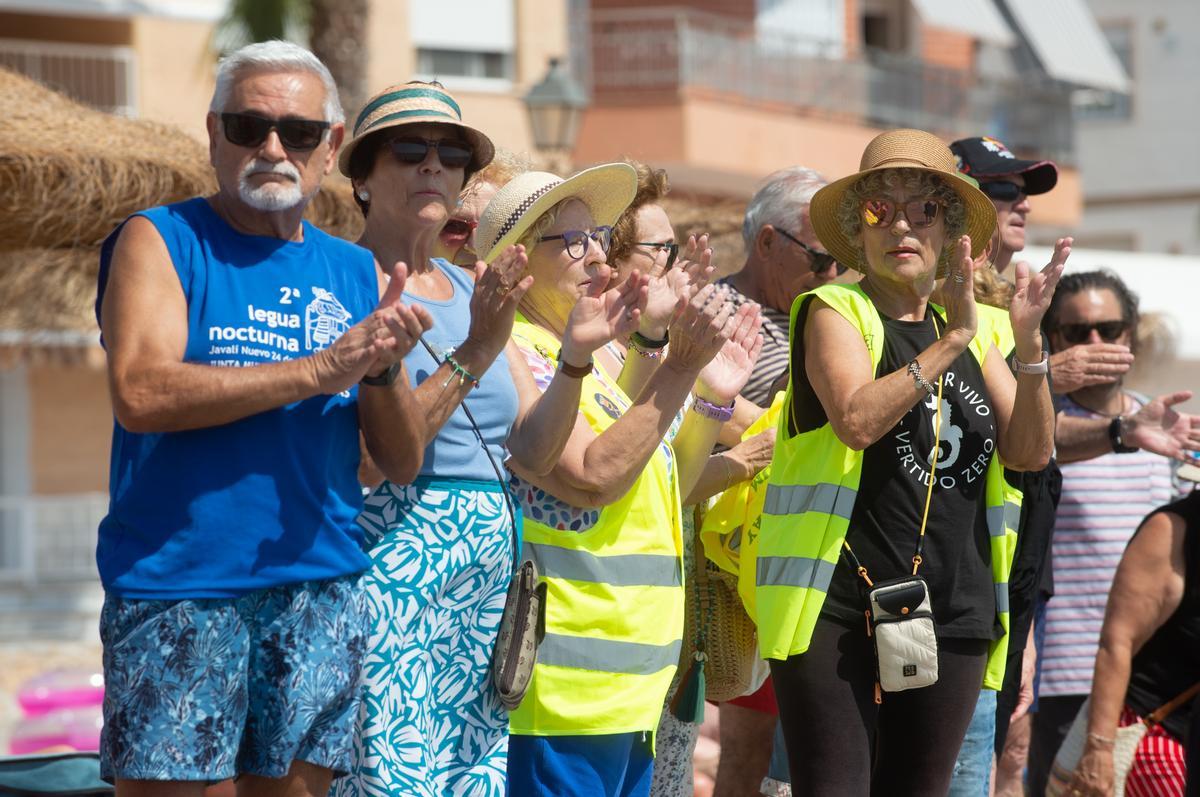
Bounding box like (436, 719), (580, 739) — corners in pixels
(754, 129), (1068, 795)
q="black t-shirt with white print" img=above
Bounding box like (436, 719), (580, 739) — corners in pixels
(820, 310), (1002, 641)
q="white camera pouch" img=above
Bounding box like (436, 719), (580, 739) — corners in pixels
(868, 576), (938, 692)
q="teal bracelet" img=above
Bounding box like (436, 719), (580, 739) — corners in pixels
(443, 354), (480, 389)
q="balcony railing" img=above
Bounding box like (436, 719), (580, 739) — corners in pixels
(0, 38), (137, 117)
(0, 494), (106, 586)
(589, 9), (1076, 165)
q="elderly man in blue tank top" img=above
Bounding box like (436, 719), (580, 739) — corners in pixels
(94, 41), (432, 797)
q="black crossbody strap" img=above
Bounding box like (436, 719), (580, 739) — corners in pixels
(417, 337), (520, 573)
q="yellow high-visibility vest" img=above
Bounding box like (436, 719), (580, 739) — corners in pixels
(508, 317), (685, 739)
(755, 283), (1021, 689)
(700, 393), (784, 623)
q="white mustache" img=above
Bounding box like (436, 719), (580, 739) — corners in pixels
(240, 159), (300, 183)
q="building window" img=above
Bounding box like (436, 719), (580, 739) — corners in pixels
(1074, 21), (1133, 120)
(416, 48), (511, 81)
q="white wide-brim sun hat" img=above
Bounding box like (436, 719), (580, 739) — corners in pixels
(476, 163), (638, 263)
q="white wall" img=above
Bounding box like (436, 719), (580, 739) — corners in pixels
(1077, 0), (1200, 253)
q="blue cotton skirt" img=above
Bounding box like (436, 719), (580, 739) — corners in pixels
(334, 476), (517, 797)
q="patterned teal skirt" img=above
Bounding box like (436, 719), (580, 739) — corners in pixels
(334, 476), (517, 797)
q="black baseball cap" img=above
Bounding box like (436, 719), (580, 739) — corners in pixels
(949, 136), (1058, 196)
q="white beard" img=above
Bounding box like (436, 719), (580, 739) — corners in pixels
(238, 159), (305, 211)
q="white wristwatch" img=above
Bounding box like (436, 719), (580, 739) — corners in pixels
(1012, 353), (1049, 375)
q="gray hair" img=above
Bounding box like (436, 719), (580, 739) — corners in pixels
(210, 40), (344, 124)
(834, 169), (966, 270)
(741, 166), (828, 253)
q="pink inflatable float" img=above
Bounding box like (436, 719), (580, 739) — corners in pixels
(8, 669), (104, 755)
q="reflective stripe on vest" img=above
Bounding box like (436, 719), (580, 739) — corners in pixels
(524, 542), (681, 588)
(986, 501), (1023, 538)
(755, 283), (1022, 690)
(508, 318), (684, 740)
(763, 482), (857, 519)
(756, 556), (837, 592)
(538, 633), (683, 675)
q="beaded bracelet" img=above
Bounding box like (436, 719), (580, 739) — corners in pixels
(443, 354), (480, 389)
(628, 337), (665, 360)
(691, 395), (734, 423)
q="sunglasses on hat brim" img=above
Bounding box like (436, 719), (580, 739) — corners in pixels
(221, 112), (330, 152)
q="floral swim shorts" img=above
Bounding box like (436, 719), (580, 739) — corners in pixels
(99, 573), (367, 783)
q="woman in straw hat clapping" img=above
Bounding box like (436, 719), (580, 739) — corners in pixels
(474, 163), (763, 797)
(330, 83), (646, 797)
(754, 129), (1069, 795)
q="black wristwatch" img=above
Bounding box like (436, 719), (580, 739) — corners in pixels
(1109, 416), (1138, 454)
(361, 362), (400, 387)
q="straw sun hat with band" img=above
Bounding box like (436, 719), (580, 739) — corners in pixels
(476, 163), (638, 264)
(337, 81), (495, 179)
(809, 128), (997, 279)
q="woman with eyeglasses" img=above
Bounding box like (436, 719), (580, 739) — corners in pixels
(332, 83), (646, 797)
(473, 164), (763, 797)
(1025, 269), (1192, 796)
(601, 160), (778, 797)
(755, 129), (1067, 795)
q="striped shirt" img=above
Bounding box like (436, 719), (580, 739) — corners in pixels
(1039, 393), (1177, 697)
(719, 281), (791, 408)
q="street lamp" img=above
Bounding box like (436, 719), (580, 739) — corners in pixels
(523, 58), (588, 173)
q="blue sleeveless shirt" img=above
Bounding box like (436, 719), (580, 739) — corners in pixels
(95, 198), (379, 598)
(400, 258), (519, 481)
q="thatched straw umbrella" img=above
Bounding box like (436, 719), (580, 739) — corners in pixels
(0, 67), (362, 363)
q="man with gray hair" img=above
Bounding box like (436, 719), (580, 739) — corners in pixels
(95, 41), (430, 796)
(719, 166), (835, 408)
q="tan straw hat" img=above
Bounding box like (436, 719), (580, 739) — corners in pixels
(338, 81), (494, 176)
(809, 128), (997, 278)
(476, 163), (638, 263)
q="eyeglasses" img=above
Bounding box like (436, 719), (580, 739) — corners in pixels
(636, 241), (679, 270)
(388, 137), (474, 169)
(862, 197), (943, 229)
(442, 218), (477, 239)
(773, 228), (846, 275)
(220, 112), (331, 151)
(1056, 320), (1129, 345)
(979, 180), (1027, 203)
(539, 226), (613, 258)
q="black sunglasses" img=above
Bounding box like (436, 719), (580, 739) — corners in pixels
(1056, 320), (1129, 345)
(774, 228), (846, 275)
(388, 137), (474, 170)
(979, 180), (1027, 203)
(220, 112), (330, 151)
(636, 241), (679, 270)
(539, 226), (613, 258)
